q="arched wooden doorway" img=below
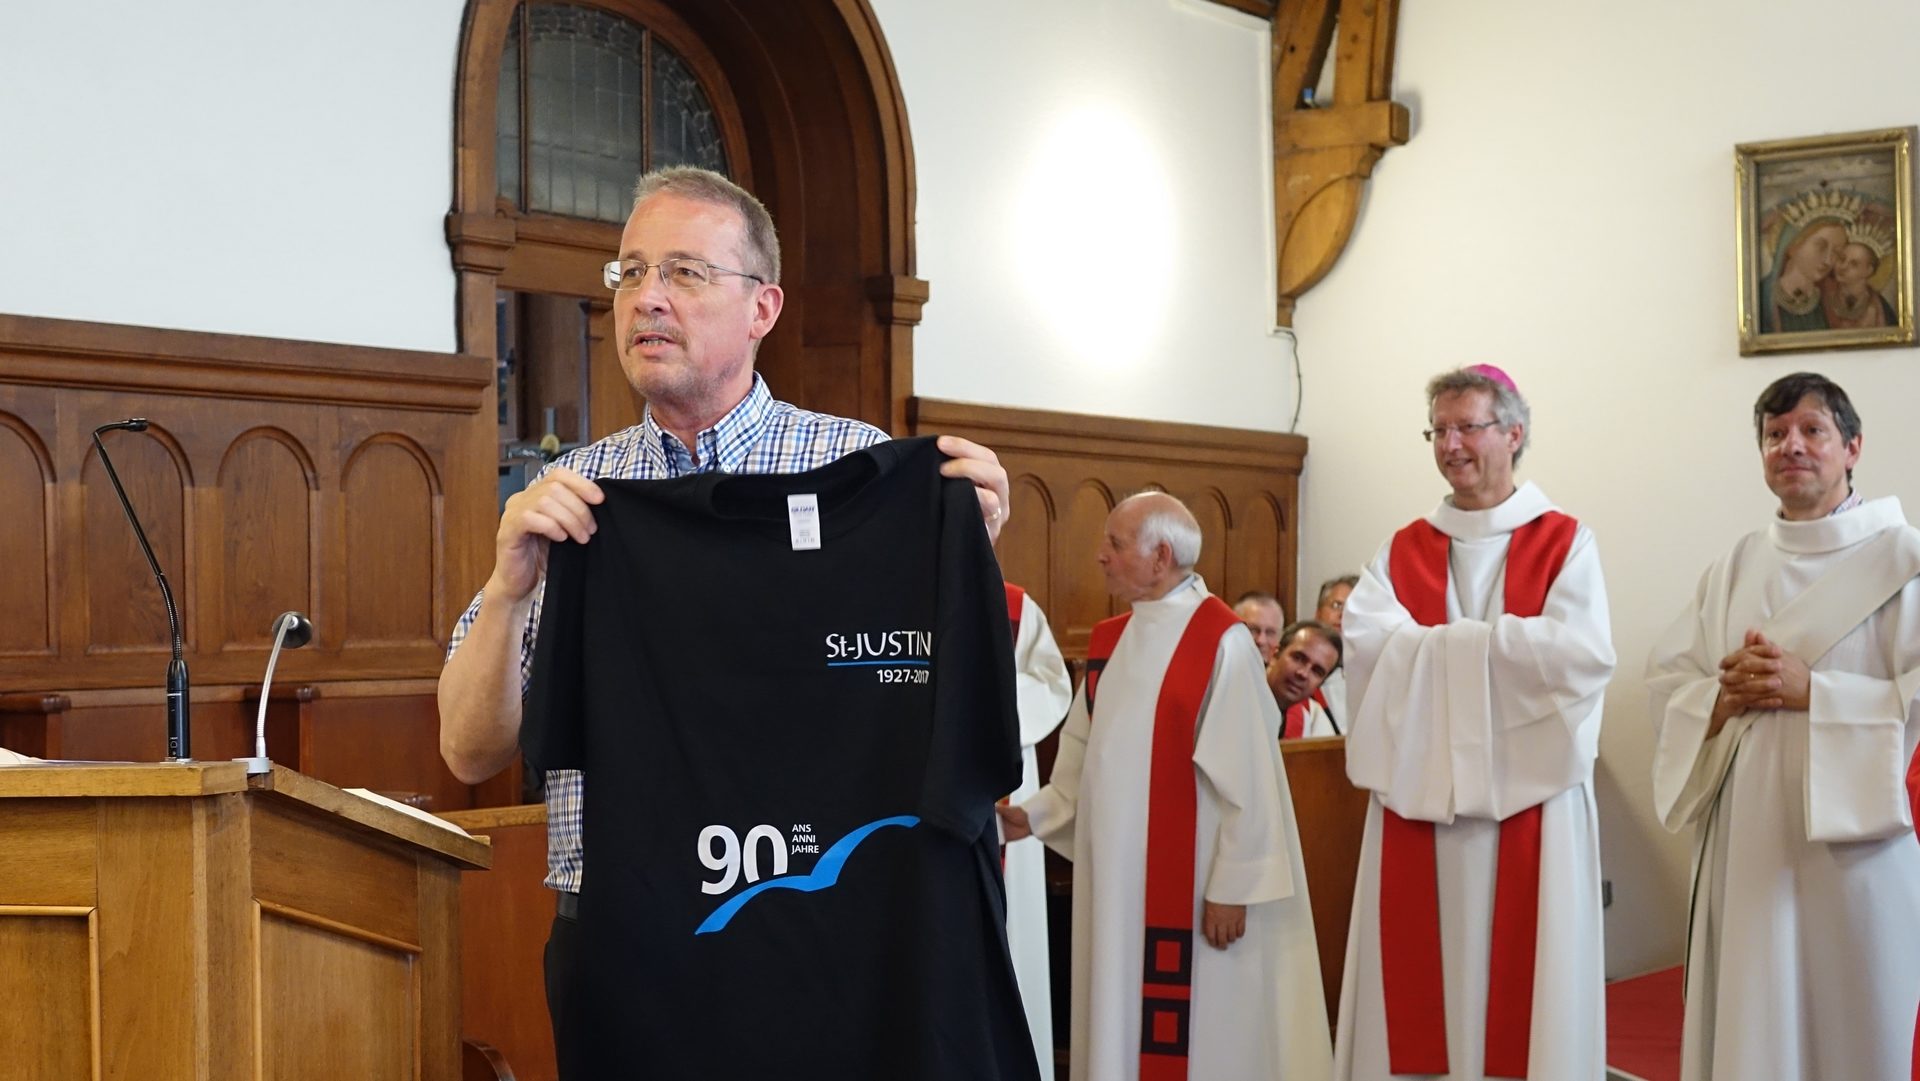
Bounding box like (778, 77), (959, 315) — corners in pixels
(446, 0), (925, 442)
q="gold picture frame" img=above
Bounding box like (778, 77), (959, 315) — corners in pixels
(1736, 126), (1916, 355)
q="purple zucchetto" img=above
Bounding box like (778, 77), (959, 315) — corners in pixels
(1464, 363), (1519, 397)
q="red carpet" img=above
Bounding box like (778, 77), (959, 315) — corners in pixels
(1605, 965), (1683, 1081)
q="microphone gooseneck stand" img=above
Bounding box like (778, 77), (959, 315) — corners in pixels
(91, 418), (191, 761)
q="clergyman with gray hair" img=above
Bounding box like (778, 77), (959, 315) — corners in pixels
(999, 490), (1331, 1080)
(1333, 365), (1616, 1080)
(1311, 573), (1359, 727)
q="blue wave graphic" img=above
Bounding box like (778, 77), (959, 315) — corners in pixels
(695, 815), (919, 935)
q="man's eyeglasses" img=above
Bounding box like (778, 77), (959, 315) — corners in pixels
(602, 258), (766, 291)
(1422, 420), (1501, 442)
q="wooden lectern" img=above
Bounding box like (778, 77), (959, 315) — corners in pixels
(1280, 736), (1372, 1028)
(0, 762), (491, 1081)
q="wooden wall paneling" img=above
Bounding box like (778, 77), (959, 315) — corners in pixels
(439, 805), (556, 1081)
(341, 435), (442, 651)
(4, 688), (258, 764)
(1186, 488), (1232, 600)
(1229, 494), (1289, 618)
(270, 682), (480, 813)
(0, 315), (492, 705)
(909, 399), (1307, 657)
(0, 412), (55, 658)
(217, 429), (318, 651)
(1056, 482), (1119, 655)
(997, 474), (1054, 603)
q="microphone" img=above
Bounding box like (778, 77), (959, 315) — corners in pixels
(91, 419), (191, 761)
(239, 611), (314, 775)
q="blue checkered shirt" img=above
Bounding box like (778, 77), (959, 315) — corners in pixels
(445, 374), (886, 892)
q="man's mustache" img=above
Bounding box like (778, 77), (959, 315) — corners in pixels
(628, 319), (684, 347)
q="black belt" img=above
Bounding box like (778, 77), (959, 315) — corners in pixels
(557, 890), (580, 920)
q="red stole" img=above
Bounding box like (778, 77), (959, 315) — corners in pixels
(1282, 701), (1309, 740)
(1281, 689), (1330, 740)
(1909, 745), (1920, 1081)
(1379, 511), (1577, 1079)
(1004, 582), (1026, 641)
(1084, 593), (1242, 1081)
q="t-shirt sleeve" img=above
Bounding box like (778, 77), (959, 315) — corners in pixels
(919, 466), (1023, 840)
(521, 536), (588, 772)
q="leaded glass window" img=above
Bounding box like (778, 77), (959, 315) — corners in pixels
(496, 3), (730, 223)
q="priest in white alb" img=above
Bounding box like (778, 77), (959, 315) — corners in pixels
(998, 491), (1330, 1081)
(1647, 372), (1920, 1081)
(1336, 365), (1615, 1081)
(1002, 581), (1073, 1081)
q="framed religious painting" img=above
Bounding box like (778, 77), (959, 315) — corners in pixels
(1736, 126), (1916, 355)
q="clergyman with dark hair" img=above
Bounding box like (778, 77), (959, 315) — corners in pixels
(1269, 620), (1341, 740)
(1649, 371), (1920, 1080)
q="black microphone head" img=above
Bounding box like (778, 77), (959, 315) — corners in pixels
(123, 418), (150, 431)
(272, 611), (315, 649)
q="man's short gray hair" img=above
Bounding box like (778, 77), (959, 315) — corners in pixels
(1426, 367), (1532, 464)
(1119, 491), (1203, 572)
(632, 166), (782, 283)
(1316, 574), (1358, 608)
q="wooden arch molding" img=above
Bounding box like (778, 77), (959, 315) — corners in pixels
(448, 0), (926, 434)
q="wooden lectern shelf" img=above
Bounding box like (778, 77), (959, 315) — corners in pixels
(0, 762), (490, 1081)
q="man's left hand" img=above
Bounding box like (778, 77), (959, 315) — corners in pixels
(936, 435), (1010, 543)
(1201, 902), (1246, 950)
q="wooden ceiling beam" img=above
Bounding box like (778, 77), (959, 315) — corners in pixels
(1270, 0), (1407, 326)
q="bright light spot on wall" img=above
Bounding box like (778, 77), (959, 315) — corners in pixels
(1014, 107), (1176, 370)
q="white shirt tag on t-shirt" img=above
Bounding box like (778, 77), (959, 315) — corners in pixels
(787, 493), (822, 551)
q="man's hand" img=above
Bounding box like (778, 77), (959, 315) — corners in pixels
(488, 467), (604, 602)
(1741, 632), (1811, 711)
(1708, 628), (1811, 736)
(1201, 902), (1246, 950)
(936, 435), (1010, 543)
(995, 803), (1032, 842)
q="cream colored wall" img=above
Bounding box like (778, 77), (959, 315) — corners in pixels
(1295, 0), (1920, 977)
(871, 0), (1298, 432)
(0, 0), (463, 352)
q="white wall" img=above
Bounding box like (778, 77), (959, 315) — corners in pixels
(871, 0), (1298, 433)
(1296, 0), (1920, 977)
(0, 0), (463, 353)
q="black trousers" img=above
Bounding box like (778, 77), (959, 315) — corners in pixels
(544, 907), (581, 1080)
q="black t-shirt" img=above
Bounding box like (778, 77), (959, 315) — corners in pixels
(523, 436), (1037, 1081)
